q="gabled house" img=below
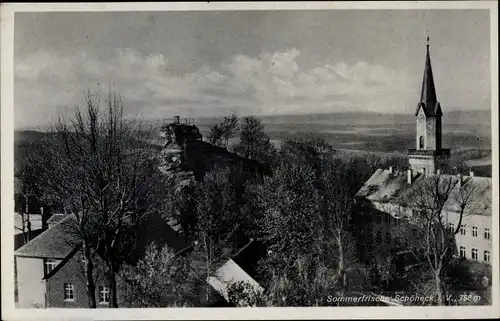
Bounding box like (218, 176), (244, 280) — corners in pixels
(15, 212), (189, 308)
(356, 168), (492, 264)
(14, 215), (80, 308)
(207, 239), (266, 307)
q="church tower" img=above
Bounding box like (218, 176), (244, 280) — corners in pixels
(408, 37), (450, 174)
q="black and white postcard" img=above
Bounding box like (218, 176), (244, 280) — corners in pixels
(1, 1), (498, 320)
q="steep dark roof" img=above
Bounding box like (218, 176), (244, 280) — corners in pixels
(15, 210), (189, 263)
(126, 212), (190, 264)
(415, 43), (442, 117)
(14, 215), (79, 259)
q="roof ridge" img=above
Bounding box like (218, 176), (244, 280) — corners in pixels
(14, 214), (79, 257)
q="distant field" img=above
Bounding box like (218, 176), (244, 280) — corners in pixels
(15, 110), (492, 176)
(195, 110), (491, 152)
(196, 110), (492, 176)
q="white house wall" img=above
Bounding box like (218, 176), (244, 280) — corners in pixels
(16, 257), (46, 308)
(370, 201), (492, 264)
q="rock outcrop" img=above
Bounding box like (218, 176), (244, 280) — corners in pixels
(156, 117), (271, 235)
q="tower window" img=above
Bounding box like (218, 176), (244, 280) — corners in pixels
(419, 136), (424, 149)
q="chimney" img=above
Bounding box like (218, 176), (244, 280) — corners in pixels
(389, 166), (393, 174)
(174, 116), (180, 124)
(407, 168), (413, 185)
(469, 171), (474, 177)
(457, 173), (463, 187)
(40, 207), (48, 229)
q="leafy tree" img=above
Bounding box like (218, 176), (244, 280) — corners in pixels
(444, 153), (471, 175)
(278, 140), (364, 291)
(189, 168), (244, 303)
(119, 243), (195, 307)
(263, 257), (339, 306)
(279, 137), (333, 179)
(227, 280), (267, 307)
(234, 116), (277, 165)
(208, 114), (239, 149)
(253, 163), (323, 281)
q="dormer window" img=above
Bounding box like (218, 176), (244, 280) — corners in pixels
(44, 259), (57, 276)
(419, 136), (424, 149)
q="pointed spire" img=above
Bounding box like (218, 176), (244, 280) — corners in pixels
(420, 36), (438, 111)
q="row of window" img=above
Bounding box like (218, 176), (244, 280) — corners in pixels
(374, 231), (405, 247)
(374, 214), (492, 241)
(374, 213), (400, 226)
(458, 247), (491, 263)
(63, 283), (109, 304)
(449, 224), (490, 239)
(372, 230), (491, 263)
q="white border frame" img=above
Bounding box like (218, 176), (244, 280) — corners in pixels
(1, 2), (498, 320)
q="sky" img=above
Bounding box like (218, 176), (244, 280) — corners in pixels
(14, 9), (491, 129)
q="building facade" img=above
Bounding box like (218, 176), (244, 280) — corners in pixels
(15, 209), (192, 308)
(356, 39), (492, 265)
(14, 215), (110, 308)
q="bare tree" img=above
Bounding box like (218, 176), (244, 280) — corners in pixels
(401, 174), (482, 305)
(15, 141), (48, 243)
(36, 90), (161, 308)
(14, 170), (35, 244)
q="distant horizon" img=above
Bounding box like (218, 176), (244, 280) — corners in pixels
(14, 108), (491, 132)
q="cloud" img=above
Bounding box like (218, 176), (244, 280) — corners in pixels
(14, 47), (416, 129)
